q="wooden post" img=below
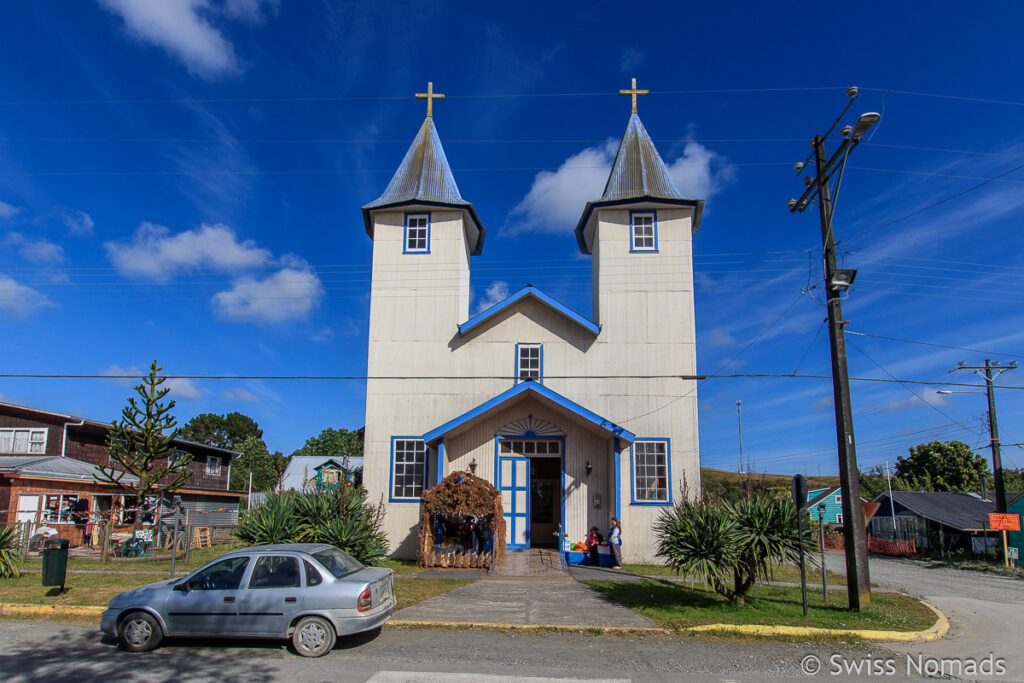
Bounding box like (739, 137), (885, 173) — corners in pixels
(1004, 530), (1010, 568)
(101, 518), (112, 564)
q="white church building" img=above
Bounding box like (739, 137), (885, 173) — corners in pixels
(361, 86), (703, 563)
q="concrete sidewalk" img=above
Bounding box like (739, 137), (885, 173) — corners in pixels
(393, 578), (657, 628)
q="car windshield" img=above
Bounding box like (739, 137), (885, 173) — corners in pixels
(311, 547), (364, 578)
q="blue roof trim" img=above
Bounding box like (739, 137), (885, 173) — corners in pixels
(458, 286), (600, 337)
(423, 381), (634, 447)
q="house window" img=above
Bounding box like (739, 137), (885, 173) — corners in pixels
(169, 449), (189, 467)
(516, 344), (542, 383)
(206, 456), (222, 476)
(391, 438), (426, 500)
(404, 213), (430, 253)
(320, 467), (341, 488)
(0, 428), (47, 454)
(499, 439), (561, 455)
(42, 493), (80, 523)
(835, 513), (844, 525)
(630, 211), (657, 252)
(834, 495), (841, 506)
(632, 439), (670, 504)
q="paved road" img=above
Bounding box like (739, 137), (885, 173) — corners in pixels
(0, 619), (856, 682)
(826, 551), (1024, 679)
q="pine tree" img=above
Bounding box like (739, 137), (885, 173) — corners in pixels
(94, 360), (193, 527)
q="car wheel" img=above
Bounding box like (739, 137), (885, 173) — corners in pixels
(291, 616), (336, 658)
(117, 611), (163, 652)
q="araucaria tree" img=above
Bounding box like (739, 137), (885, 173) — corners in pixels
(94, 361), (193, 523)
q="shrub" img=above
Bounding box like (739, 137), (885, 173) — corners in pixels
(0, 525), (22, 578)
(237, 484), (389, 566)
(655, 494), (813, 606)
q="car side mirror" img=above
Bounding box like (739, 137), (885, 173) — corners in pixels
(173, 580), (190, 592)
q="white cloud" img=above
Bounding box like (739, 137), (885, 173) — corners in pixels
(98, 0), (239, 78)
(213, 268), (324, 322)
(4, 232), (65, 265)
(704, 328), (738, 349)
(474, 280), (510, 315)
(508, 139), (730, 234)
(165, 377), (203, 400)
(105, 222), (271, 280)
(0, 274), (55, 318)
(223, 387), (259, 402)
(507, 141), (617, 235)
(222, 0), (278, 22)
(885, 392), (949, 412)
(0, 201), (21, 220)
(62, 209), (94, 236)
(101, 364), (202, 400)
(311, 326), (334, 343)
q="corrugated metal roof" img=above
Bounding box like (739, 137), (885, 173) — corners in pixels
(602, 113), (685, 201)
(361, 117), (486, 254)
(0, 455), (140, 485)
(873, 491), (1006, 531)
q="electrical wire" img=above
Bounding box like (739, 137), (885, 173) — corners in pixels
(846, 330), (1024, 360)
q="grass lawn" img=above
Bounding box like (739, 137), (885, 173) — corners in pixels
(0, 571), (470, 612)
(622, 562), (847, 586)
(584, 579), (935, 633)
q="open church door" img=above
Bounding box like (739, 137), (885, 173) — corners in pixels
(498, 456), (530, 549)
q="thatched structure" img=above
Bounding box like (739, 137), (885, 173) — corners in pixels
(417, 471), (505, 568)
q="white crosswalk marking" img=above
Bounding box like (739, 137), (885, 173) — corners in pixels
(367, 673), (631, 683)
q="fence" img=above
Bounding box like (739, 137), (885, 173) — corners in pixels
(821, 532), (917, 555)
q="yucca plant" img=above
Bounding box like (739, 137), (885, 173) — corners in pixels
(656, 495), (813, 606)
(0, 525), (23, 578)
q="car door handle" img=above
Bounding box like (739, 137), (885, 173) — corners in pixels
(284, 597), (297, 603)
(223, 596), (235, 603)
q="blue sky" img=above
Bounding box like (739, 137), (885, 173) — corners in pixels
(2, 1), (1024, 476)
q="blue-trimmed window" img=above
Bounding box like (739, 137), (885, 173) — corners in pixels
(630, 211), (657, 252)
(631, 439), (670, 504)
(516, 343), (542, 383)
(404, 213), (430, 253)
(390, 437), (426, 500)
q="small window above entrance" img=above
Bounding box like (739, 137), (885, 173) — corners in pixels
(499, 439), (561, 456)
(516, 344), (542, 383)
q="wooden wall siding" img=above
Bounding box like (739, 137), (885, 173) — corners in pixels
(445, 398), (614, 546)
(0, 413), (63, 457)
(65, 433), (229, 491)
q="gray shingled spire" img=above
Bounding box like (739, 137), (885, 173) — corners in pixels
(601, 113), (685, 201)
(574, 113), (703, 254)
(362, 117), (486, 254)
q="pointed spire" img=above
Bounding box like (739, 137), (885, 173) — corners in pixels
(602, 113), (684, 201)
(362, 114), (486, 255)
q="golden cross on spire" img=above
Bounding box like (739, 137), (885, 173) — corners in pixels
(619, 77), (649, 114)
(415, 81), (446, 118)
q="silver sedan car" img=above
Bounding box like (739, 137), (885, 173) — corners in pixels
(101, 543), (395, 657)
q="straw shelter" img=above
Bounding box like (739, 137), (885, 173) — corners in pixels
(417, 471), (504, 568)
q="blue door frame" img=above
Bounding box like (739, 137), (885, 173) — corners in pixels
(499, 456), (531, 549)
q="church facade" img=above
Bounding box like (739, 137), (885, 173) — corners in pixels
(360, 87), (703, 563)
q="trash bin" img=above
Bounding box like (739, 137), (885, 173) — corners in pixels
(41, 538), (70, 589)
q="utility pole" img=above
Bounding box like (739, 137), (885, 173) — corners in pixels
(788, 87), (878, 611)
(736, 400), (744, 474)
(947, 359), (1019, 513)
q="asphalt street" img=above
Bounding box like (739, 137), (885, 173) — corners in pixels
(1, 555), (1021, 682)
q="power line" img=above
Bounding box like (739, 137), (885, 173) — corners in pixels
(840, 160), (1024, 243)
(846, 330), (1024, 360)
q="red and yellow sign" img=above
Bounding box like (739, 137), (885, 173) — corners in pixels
(989, 513), (1021, 531)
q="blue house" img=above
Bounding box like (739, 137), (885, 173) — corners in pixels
(807, 487), (845, 525)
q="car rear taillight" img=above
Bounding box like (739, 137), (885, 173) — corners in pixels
(357, 588), (372, 612)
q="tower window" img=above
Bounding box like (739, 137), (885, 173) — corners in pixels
(631, 438), (670, 504)
(516, 344), (542, 383)
(630, 211), (657, 252)
(404, 213), (430, 253)
(391, 437), (426, 500)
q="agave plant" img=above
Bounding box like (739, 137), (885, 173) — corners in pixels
(236, 492), (298, 545)
(237, 484), (389, 566)
(0, 525), (23, 578)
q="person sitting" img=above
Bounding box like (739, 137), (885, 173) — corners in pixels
(585, 526), (603, 566)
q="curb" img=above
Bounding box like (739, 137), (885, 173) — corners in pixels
(0, 603), (104, 617)
(0, 601), (950, 643)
